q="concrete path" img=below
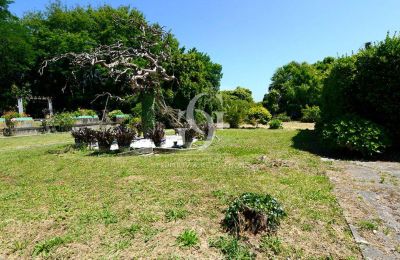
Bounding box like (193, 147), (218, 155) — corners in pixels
(327, 160), (400, 260)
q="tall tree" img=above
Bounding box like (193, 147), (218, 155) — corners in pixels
(263, 58), (334, 119)
(40, 19), (176, 134)
(0, 0), (35, 113)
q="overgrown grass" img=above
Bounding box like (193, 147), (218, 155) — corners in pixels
(0, 129), (360, 258)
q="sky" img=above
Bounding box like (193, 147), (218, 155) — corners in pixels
(9, 0), (400, 101)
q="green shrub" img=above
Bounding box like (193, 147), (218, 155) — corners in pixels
(165, 208), (188, 222)
(274, 113), (291, 122)
(225, 99), (251, 128)
(176, 229), (199, 248)
(223, 193), (286, 235)
(32, 236), (69, 256)
(108, 110), (125, 120)
(209, 236), (255, 259)
(73, 108), (97, 117)
(320, 35), (400, 146)
(48, 113), (75, 132)
(320, 115), (391, 156)
(260, 236), (283, 255)
(269, 119), (283, 129)
(301, 105), (320, 122)
(247, 106), (272, 127)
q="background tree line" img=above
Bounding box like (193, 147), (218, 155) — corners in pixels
(0, 1), (222, 118)
(263, 35), (400, 156)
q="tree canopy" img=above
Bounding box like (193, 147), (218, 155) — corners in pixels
(262, 58), (334, 119)
(0, 2), (222, 119)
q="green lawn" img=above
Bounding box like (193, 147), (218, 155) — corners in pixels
(0, 129), (360, 259)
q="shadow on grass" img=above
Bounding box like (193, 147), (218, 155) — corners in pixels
(292, 130), (400, 162)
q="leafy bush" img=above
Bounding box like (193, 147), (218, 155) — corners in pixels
(320, 115), (391, 156)
(108, 110), (125, 120)
(73, 108), (97, 117)
(128, 117), (142, 136)
(247, 106), (272, 127)
(274, 113), (291, 122)
(1, 111), (22, 131)
(94, 128), (115, 151)
(48, 113), (75, 132)
(269, 119), (283, 129)
(320, 35), (400, 147)
(176, 229), (199, 248)
(260, 236), (283, 255)
(147, 122), (165, 147)
(301, 105), (320, 123)
(113, 125), (136, 148)
(223, 193), (286, 235)
(71, 127), (96, 146)
(224, 99), (251, 129)
(209, 236), (255, 259)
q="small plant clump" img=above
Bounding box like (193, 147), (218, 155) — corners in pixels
(176, 229), (199, 248)
(71, 126), (137, 151)
(269, 119), (283, 129)
(223, 193), (286, 235)
(114, 125), (137, 148)
(147, 122), (165, 147)
(209, 236), (255, 259)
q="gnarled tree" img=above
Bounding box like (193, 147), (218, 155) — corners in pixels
(40, 19), (175, 135)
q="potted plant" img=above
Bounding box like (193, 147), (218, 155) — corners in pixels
(114, 125), (136, 150)
(148, 122), (165, 147)
(182, 127), (197, 148)
(94, 128), (116, 152)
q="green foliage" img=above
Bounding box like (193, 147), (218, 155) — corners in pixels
(176, 229), (199, 248)
(320, 115), (391, 156)
(221, 87), (254, 103)
(320, 35), (400, 147)
(301, 105), (320, 123)
(269, 119), (283, 129)
(73, 109), (97, 117)
(121, 224), (141, 239)
(32, 236), (68, 256)
(148, 122), (165, 147)
(164, 49), (222, 111)
(357, 220), (378, 231)
(274, 113), (291, 122)
(260, 236), (283, 255)
(247, 106), (272, 127)
(0, 13), (35, 112)
(48, 112), (75, 132)
(263, 58), (334, 119)
(209, 236), (255, 259)
(141, 91), (156, 135)
(108, 110), (124, 120)
(165, 208), (188, 222)
(223, 193), (286, 235)
(222, 90), (253, 128)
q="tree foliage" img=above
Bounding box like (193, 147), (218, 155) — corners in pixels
(0, 3), (222, 118)
(263, 58), (334, 119)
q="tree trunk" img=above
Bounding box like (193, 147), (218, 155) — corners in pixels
(141, 90), (156, 137)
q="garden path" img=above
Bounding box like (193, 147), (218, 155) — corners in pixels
(327, 160), (400, 259)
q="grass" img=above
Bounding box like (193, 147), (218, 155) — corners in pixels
(209, 236), (255, 259)
(0, 129), (360, 258)
(176, 229), (199, 248)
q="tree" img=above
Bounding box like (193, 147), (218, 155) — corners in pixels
(162, 48), (222, 113)
(263, 58), (334, 119)
(319, 34), (400, 147)
(220, 87), (254, 128)
(247, 106), (272, 127)
(221, 87), (253, 103)
(0, 1), (35, 113)
(41, 19), (176, 135)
